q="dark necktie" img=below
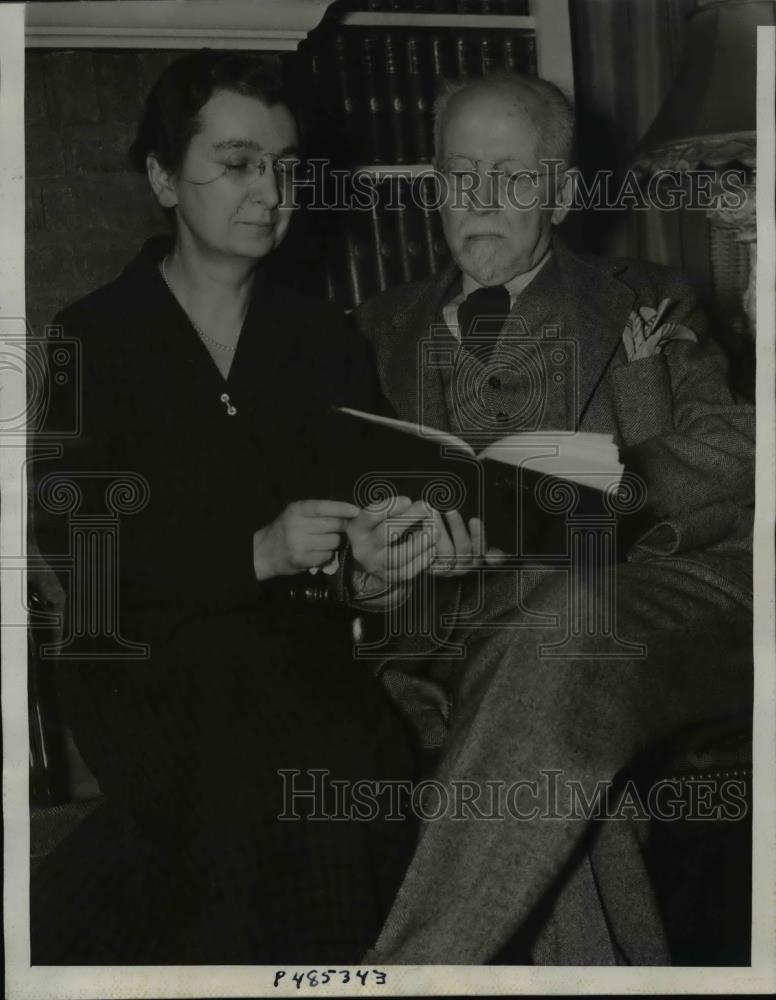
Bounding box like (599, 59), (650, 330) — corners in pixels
(456, 284), (510, 360)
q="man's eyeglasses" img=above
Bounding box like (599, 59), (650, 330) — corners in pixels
(440, 156), (548, 190)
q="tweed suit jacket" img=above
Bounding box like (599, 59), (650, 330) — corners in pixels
(350, 238), (755, 965)
(355, 238), (753, 612)
(353, 236), (754, 749)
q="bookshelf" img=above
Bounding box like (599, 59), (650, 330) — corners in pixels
(341, 13), (535, 27)
(26, 0), (573, 311)
(288, 0), (574, 310)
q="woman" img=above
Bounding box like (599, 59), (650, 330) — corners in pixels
(32, 50), (432, 964)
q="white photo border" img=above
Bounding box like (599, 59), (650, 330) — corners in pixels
(2, 4), (775, 996)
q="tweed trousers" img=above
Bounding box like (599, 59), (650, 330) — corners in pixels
(363, 548), (753, 964)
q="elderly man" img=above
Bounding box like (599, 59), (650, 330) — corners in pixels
(352, 73), (754, 964)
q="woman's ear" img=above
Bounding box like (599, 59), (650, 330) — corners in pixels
(551, 167), (577, 226)
(146, 155), (179, 209)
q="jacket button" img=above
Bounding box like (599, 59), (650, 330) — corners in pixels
(488, 375), (502, 389)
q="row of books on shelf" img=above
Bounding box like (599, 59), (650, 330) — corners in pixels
(307, 28), (537, 164)
(323, 178), (451, 308)
(356, 1), (531, 13)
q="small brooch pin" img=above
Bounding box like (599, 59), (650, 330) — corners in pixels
(220, 392), (237, 416)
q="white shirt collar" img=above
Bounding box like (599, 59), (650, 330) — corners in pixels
(443, 249), (552, 341)
(461, 248), (552, 300)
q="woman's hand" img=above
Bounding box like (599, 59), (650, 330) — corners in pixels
(347, 496), (437, 598)
(252, 500), (359, 582)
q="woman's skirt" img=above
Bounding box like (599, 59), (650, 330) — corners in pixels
(31, 604), (418, 964)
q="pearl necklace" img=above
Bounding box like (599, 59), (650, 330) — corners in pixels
(160, 256), (238, 353)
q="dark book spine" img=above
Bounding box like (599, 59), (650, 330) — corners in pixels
(479, 34), (496, 76)
(430, 203), (450, 273)
(332, 33), (357, 142)
(396, 192), (427, 281)
(430, 32), (450, 94)
(362, 34), (387, 164)
(502, 34), (516, 72)
(384, 34), (407, 164)
(504, 32), (537, 75)
(454, 32), (473, 79)
(369, 199), (391, 292)
(395, 204), (413, 283)
(324, 257), (336, 303)
(503, 0), (530, 13)
(344, 213), (373, 309)
(323, 223), (352, 309)
(418, 177), (450, 275)
(522, 31), (538, 75)
(406, 34), (431, 162)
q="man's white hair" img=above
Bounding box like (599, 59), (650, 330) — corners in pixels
(432, 71), (576, 167)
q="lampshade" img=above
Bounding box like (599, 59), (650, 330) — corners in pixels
(634, 0), (775, 173)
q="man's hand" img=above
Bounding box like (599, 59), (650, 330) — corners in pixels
(428, 510), (505, 578)
(347, 495), (437, 597)
(252, 500), (359, 582)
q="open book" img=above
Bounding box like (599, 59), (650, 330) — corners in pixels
(328, 407), (625, 556)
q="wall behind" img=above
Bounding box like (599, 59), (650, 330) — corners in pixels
(25, 49), (182, 339)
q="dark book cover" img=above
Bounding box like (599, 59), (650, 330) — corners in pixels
(406, 34), (432, 163)
(367, 196), (404, 293)
(416, 177), (450, 275)
(342, 210), (375, 309)
(331, 33), (358, 145)
(361, 34), (387, 164)
(326, 407), (625, 557)
(323, 244), (349, 308)
(384, 34), (408, 164)
(523, 31), (538, 75)
(394, 193), (428, 283)
(479, 34), (497, 76)
(502, 33), (517, 72)
(429, 32), (452, 99)
(454, 32), (474, 79)
(501, 31), (539, 75)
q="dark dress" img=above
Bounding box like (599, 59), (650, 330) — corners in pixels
(31, 237), (416, 964)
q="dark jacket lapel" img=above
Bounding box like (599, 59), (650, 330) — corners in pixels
(380, 263), (460, 430)
(366, 240), (637, 434)
(551, 239), (636, 428)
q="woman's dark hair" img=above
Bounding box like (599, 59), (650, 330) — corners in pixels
(129, 49), (292, 173)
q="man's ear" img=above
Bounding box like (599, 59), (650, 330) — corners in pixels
(551, 167), (576, 226)
(146, 155), (179, 210)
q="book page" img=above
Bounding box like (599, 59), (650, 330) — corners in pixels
(337, 406), (476, 456)
(478, 432), (624, 490)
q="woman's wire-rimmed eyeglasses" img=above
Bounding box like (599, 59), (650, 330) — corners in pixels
(183, 153), (312, 188)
